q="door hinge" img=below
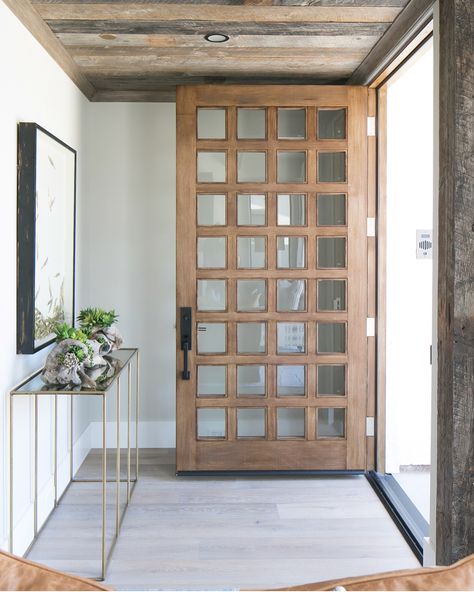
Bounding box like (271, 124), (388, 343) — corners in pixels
(367, 217), (376, 237)
(367, 116), (376, 137)
(366, 317), (375, 337)
(366, 417), (375, 437)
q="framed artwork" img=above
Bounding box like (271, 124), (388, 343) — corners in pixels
(17, 123), (77, 354)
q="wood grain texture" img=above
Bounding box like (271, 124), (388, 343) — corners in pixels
(34, 4), (402, 22)
(176, 87), (197, 472)
(346, 86), (368, 469)
(57, 32), (382, 49)
(375, 84), (387, 475)
(46, 20), (390, 36)
(348, 0), (434, 85)
(436, 0), (474, 566)
(87, 75), (350, 93)
(19, 0), (407, 100)
(2, 0), (95, 98)
(27, 449), (419, 589)
(176, 85), (368, 471)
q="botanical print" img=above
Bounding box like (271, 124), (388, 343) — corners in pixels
(34, 130), (75, 348)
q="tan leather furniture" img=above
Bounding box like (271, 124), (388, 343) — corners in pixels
(279, 553), (474, 591)
(0, 550), (110, 591)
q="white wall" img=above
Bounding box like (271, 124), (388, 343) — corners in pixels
(0, 1), (90, 553)
(385, 40), (434, 472)
(81, 103), (177, 448)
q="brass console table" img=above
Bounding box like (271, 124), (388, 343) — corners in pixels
(9, 348), (140, 581)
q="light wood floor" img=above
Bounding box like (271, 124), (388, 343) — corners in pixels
(28, 449), (419, 590)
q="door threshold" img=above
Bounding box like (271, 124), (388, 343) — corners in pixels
(365, 471), (427, 564)
(176, 469), (365, 477)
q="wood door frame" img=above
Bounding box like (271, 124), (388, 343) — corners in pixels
(374, 31), (433, 475)
(176, 85), (369, 473)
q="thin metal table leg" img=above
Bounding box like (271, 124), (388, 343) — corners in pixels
(70, 396), (74, 481)
(54, 395), (58, 506)
(9, 394), (13, 553)
(127, 364), (131, 503)
(101, 395), (107, 581)
(116, 377), (120, 537)
(136, 351), (140, 480)
(34, 395), (38, 537)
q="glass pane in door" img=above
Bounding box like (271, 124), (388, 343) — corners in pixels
(237, 408), (266, 438)
(237, 365), (266, 397)
(277, 194), (306, 226)
(197, 151), (226, 182)
(277, 279), (306, 312)
(237, 280), (266, 311)
(277, 365), (305, 396)
(277, 237), (306, 268)
(237, 108), (266, 139)
(278, 108), (306, 139)
(277, 151), (306, 183)
(197, 194), (226, 226)
(237, 323), (266, 354)
(237, 237), (266, 269)
(277, 323), (305, 354)
(237, 194), (266, 226)
(197, 366), (226, 397)
(197, 108), (226, 139)
(277, 408), (305, 438)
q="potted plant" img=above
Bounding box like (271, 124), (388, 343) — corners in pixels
(77, 308), (123, 352)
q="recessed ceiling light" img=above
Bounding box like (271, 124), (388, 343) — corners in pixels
(204, 33), (230, 43)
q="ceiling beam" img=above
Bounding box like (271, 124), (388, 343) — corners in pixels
(33, 3), (402, 23)
(348, 0), (434, 84)
(1, 0), (95, 99)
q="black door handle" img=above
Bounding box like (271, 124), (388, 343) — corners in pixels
(180, 307), (192, 380)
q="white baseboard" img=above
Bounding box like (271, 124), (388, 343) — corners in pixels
(89, 420), (175, 448)
(9, 424), (92, 557)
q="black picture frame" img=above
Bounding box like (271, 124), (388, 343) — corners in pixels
(17, 123), (77, 354)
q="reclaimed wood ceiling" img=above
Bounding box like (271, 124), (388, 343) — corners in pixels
(25, 0), (412, 101)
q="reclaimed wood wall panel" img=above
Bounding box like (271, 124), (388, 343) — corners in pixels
(437, 0), (474, 566)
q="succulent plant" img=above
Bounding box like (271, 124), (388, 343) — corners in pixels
(54, 322), (90, 343)
(77, 308), (119, 331)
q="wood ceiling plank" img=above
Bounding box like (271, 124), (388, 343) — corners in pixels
(46, 20), (390, 36)
(1, 0), (95, 98)
(32, 0), (409, 6)
(57, 33), (381, 50)
(74, 50), (363, 68)
(68, 46), (369, 59)
(88, 74), (346, 91)
(91, 89), (177, 102)
(34, 3), (402, 23)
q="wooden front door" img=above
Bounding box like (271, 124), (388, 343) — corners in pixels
(176, 85), (368, 472)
